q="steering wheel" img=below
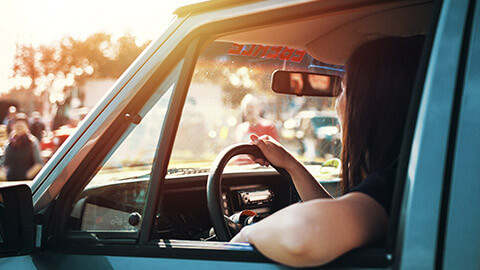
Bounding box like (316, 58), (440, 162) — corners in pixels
(207, 143), (292, 241)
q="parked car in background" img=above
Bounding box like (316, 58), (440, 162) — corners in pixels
(281, 110), (340, 161)
(40, 107), (90, 160)
(40, 126), (77, 161)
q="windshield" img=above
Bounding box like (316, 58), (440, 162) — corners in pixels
(168, 42), (343, 179)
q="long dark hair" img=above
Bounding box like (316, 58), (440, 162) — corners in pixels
(341, 35), (424, 192)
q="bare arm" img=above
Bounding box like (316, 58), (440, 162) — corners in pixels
(231, 192), (388, 267)
(250, 134), (331, 200)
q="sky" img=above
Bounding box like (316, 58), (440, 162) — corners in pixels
(0, 0), (199, 94)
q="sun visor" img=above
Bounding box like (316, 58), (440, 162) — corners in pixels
(306, 3), (433, 65)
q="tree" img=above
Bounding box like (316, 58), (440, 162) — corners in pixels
(6, 32), (150, 115)
(11, 44), (41, 112)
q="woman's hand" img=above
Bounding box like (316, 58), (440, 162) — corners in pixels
(250, 133), (333, 201)
(249, 134), (296, 170)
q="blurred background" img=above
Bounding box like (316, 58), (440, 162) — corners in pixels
(0, 0), (198, 162)
(0, 0), (342, 183)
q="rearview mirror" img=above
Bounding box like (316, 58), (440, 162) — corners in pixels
(271, 70), (342, 97)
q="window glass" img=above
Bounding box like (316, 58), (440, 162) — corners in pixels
(168, 42), (343, 180)
(66, 61), (183, 232)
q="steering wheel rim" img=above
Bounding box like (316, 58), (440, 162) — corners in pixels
(207, 143), (292, 241)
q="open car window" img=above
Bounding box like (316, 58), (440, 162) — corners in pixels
(168, 42), (344, 184)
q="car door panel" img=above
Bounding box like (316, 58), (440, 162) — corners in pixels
(395, 0), (471, 268)
(30, 254), (286, 270)
(441, 0), (480, 268)
(0, 256), (37, 270)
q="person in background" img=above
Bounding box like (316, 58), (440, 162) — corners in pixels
(234, 94), (279, 165)
(2, 113), (44, 181)
(235, 94), (279, 143)
(30, 111), (46, 141)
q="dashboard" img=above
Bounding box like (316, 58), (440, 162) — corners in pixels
(155, 172), (297, 240)
(68, 171), (299, 240)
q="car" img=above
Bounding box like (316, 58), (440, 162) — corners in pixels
(0, 0), (479, 269)
(40, 107), (90, 161)
(281, 110), (341, 161)
(39, 126), (76, 160)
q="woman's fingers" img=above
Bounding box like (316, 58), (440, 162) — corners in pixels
(250, 133), (259, 142)
(250, 134), (271, 150)
(252, 157), (270, 167)
(249, 133), (277, 166)
(248, 134), (270, 166)
(249, 133), (294, 169)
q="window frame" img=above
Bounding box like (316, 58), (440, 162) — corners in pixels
(43, 44), (194, 246)
(394, 0), (474, 268)
(138, 37), (204, 244)
(439, 0), (480, 268)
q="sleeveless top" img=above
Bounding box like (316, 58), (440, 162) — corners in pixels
(346, 168), (396, 216)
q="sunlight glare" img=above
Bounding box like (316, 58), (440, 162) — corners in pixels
(0, 0), (203, 93)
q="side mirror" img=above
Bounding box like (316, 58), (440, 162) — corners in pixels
(0, 184), (34, 255)
(271, 70), (342, 97)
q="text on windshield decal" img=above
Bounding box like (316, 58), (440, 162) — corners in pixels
(228, 44), (306, 63)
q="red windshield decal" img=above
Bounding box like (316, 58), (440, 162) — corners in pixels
(228, 44), (306, 63)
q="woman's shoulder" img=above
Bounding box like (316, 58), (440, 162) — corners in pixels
(347, 167), (397, 216)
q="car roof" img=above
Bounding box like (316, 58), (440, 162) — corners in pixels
(217, 0), (434, 65)
(174, 0), (261, 16)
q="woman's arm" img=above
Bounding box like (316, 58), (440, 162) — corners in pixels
(231, 192), (388, 267)
(250, 134), (331, 200)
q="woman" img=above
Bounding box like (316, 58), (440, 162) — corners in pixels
(231, 36), (425, 267)
(3, 113), (44, 181)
